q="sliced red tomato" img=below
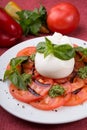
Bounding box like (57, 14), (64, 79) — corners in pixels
(9, 84), (42, 103)
(65, 86), (87, 106)
(30, 83), (71, 110)
(16, 46), (36, 56)
(62, 82), (72, 94)
(71, 77), (85, 92)
(29, 77), (54, 96)
(35, 76), (54, 85)
(27, 75), (54, 96)
(83, 78), (87, 84)
(30, 94), (71, 110)
(53, 77), (69, 84)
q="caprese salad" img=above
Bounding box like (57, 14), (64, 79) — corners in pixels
(3, 33), (87, 110)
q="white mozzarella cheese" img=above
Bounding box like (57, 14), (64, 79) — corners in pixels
(35, 33), (75, 79)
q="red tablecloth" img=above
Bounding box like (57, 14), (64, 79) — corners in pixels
(0, 0), (87, 130)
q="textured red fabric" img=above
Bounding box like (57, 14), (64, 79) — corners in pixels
(0, 0), (87, 129)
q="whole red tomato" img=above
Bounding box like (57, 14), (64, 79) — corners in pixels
(47, 2), (80, 34)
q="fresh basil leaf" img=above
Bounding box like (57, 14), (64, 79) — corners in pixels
(44, 49), (52, 58)
(53, 44), (75, 60)
(21, 73), (32, 85)
(45, 37), (53, 50)
(82, 48), (87, 56)
(9, 71), (27, 90)
(10, 56), (28, 69)
(3, 56), (33, 90)
(36, 37), (53, 57)
(37, 39), (75, 60)
(44, 38), (53, 57)
(3, 56), (29, 81)
(3, 69), (13, 81)
(36, 42), (46, 53)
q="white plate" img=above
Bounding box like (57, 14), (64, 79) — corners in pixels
(0, 36), (87, 124)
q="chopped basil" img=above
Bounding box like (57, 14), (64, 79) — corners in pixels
(49, 85), (65, 98)
(78, 66), (87, 79)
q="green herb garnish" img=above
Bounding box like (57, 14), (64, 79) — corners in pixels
(78, 66), (87, 79)
(17, 5), (47, 35)
(29, 53), (35, 61)
(49, 85), (65, 98)
(75, 46), (87, 56)
(3, 56), (32, 90)
(37, 37), (75, 60)
(53, 44), (75, 60)
(10, 56), (29, 69)
(36, 38), (54, 58)
(36, 38), (87, 60)
(36, 41), (46, 53)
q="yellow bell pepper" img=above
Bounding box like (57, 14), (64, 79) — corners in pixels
(5, 1), (22, 20)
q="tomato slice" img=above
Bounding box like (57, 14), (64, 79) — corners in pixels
(62, 82), (72, 94)
(64, 86), (87, 106)
(30, 83), (71, 110)
(16, 47), (36, 56)
(29, 77), (53, 96)
(30, 94), (71, 110)
(30, 80), (52, 96)
(71, 77), (85, 92)
(53, 77), (69, 84)
(9, 84), (42, 103)
(83, 78), (87, 84)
